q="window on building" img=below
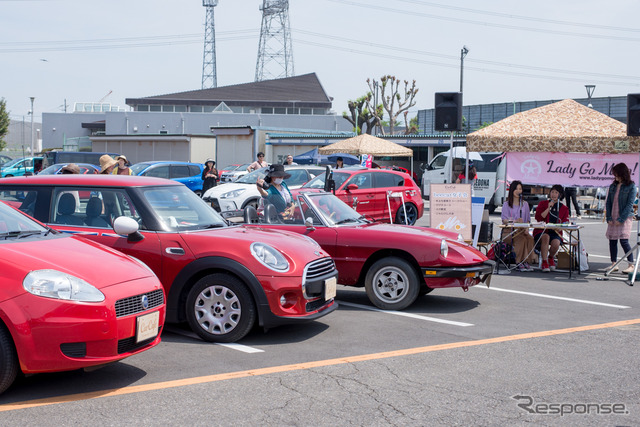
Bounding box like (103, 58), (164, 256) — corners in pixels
(150, 105), (161, 112)
(300, 108), (312, 115)
(174, 105), (187, 112)
(287, 108), (299, 115)
(274, 107), (286, 114)
(262, 107), (273, 114)
(190, 106), (203, 113)
(203, 105), (215, 113)
(162, 105), (174, 112)
(313, 108), (326, 115)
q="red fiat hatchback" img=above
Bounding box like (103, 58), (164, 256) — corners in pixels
(0, 175), (338, 343)
(0, 200), (165, 394)
(300, 167), (424, 225)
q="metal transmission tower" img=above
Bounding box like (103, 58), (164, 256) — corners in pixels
(201, 0), (218, 89)
(255, 0), (294, 81)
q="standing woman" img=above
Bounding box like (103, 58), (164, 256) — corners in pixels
(605, 163), (637, 274)
(202, 158), (218, 194)
(501, 180), (535, 271)
(112, 155), (132, 175)
(534, 184), (570, 272)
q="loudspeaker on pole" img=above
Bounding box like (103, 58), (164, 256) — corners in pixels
(627, 93), (640, 136)
(434, 92), (462, 132)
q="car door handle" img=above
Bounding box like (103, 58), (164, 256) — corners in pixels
(165, 247), (185, 255)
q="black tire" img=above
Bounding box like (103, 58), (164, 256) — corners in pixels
(365, 257), (420, 310)
(394, 203), (419, 225)
(4, 175), (13, 178)
(0, 325), (18, 395)
(186, 273), (256, 343)
(419, 285), (434, 296)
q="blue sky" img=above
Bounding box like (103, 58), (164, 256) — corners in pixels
(1, 0), (638, 123)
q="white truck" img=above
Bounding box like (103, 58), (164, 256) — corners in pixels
(421, 150), (547, 214)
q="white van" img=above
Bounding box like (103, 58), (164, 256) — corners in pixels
(421, 151), (545, 214)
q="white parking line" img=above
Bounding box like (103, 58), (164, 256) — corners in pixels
(474, 286), (630, 309)
(338, 301), (474, 326)
(163, 326), (264, 353)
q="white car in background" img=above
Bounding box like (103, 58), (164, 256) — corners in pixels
(203, 165), (325, 212)
(219, 163), (253, 183)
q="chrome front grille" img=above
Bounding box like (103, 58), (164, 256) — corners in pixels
(304, 257), (336, 281)
(115, 289), (164, 318)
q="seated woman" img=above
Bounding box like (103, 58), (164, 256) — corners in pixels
(501, 180), (535, 272)
(256, 164), (295, 220)
(534, 184), (570, 272)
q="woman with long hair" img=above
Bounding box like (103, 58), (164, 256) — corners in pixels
(605, 163), (637, 274)
(501, 180), (535, 271)
(534, 184), (570, 272)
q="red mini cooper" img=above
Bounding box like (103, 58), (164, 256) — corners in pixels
(0, 175), (338, 343)
(0, 200), (165, 394)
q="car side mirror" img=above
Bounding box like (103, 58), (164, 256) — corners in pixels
(113, 216), (144, 242)
(305, 217), (315, 229)
(346, 183), (358, 191)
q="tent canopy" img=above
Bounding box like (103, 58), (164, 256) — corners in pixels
(318, 134), (413, 157)
(467, 99), (640, 153)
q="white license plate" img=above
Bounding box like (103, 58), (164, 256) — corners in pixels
(136, 311), (160, 343)
(325, 277), (337, 300)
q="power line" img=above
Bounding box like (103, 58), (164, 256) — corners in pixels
(395, 0), (640, 33)
(324, 0), (640, 42)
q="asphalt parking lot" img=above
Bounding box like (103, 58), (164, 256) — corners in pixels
(0, 213), (639, 425)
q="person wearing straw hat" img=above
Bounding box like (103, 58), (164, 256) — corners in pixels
(112, 155), (132, 175)
(60, 163), (80, 174)
(202, 158), (218, 194)
(99, 155), (117, 175)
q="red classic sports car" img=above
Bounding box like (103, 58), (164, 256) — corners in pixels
(300, 166), (424, 225)
(0, 200), (165, 394)
(245, 192), (493, 310)
(0, 175), (338, 343)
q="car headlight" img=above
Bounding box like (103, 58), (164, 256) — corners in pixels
(23, 269), (105, 302)
(220, 188), (246, 199)
(250, 242), (290, 272)
(440, 239), (448, 258)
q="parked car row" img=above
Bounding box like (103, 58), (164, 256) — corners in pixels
(0, 165), (490, 395)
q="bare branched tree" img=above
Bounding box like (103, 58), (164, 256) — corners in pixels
(368, 76), (418, 135)
(342, 94), (383, 135)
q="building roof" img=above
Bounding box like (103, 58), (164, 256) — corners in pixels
(125, 73), (332, 108)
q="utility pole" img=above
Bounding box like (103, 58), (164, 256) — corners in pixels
(459, 46), (468, 94)
(29, 97), (35, 154)
(201, 0), (219, 89)
(255, 0), (294, 81)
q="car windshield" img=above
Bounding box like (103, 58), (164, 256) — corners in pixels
(130, 163), (153, 175)
(140, 186), (227, 231)
(2, 158), (22, 168)
(221, 164), (240, 171)
(38, 164), (62, 175)
(0, 202), (47, 236)
(305, 193), (365, 226)
(303, 171), (350, 190)
(236, 168), (268, 184)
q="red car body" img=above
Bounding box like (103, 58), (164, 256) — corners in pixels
(0, 175), (338, 343)
(300, 167), (424, 225)
(245, 192), (493, 310)
(0, 201), (165, 394)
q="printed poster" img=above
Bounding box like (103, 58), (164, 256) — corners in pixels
(430, 183), (472, 241)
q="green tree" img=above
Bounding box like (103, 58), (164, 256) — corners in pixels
(403, 112), (419, 135)
(342, 94), (383, 135)
(367, 76), (418, 135)
(0, 98), (9, 152)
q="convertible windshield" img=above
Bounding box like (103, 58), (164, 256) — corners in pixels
(305, 193), (364, 226)
(303, 172), (350, 190)
(0, 202), (48, 235)
(140, 186), (227, 231)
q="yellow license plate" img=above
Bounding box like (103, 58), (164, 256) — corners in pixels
(136, 311), (160, 343)
(325, 277), (337, 300)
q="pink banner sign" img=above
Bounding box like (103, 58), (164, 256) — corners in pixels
(506, 152), (639, 187)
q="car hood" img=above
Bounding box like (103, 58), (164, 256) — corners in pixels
(180, 225), (330, 274)
(346, 223), (487, 266)
(0, 235), (154, 298)
(203, 182), (253, 199)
